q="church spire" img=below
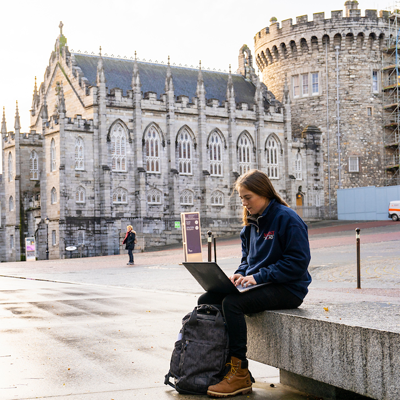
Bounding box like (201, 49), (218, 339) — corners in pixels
(31, 77), (39, 110)
(97, 46), (105, 85)
(226, 64), (235, 100)
(14, 101), (20, 131)
(1, 107), (7, 135)
(165, 56), (174, 92)
(196, 60), (205, 98)
(132, 51), (141, 91)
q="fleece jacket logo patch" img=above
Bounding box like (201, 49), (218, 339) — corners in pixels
(264, 231), (275, 240)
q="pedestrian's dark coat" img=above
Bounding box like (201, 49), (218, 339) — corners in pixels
(123, 231), (136, 250)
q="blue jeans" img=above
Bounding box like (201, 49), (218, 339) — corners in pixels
(198, 284), (302, 361)
(128, 249), (134, 263)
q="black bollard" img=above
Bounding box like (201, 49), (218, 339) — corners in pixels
(355, 228), (361, 289)
(213, 237), (217, 263)
(207, 231), (212, 262)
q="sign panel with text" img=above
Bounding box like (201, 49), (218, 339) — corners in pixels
(25, 237), (36, 262)
(181, 212), (203, 262)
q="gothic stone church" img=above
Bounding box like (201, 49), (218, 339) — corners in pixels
(0, 27), (321, 261)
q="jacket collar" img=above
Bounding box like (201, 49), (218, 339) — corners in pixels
(247, 199), (276, 228)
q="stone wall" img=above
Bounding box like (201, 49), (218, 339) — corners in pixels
(254, 4), (389, 208)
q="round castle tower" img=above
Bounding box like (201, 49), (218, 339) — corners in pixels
(254, 1), (389, 208)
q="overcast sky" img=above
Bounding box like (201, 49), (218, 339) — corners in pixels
(0, 0), (393, 171)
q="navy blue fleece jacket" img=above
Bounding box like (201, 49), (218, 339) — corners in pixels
(234, 199), (311, 300)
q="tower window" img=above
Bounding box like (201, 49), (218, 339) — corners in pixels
(50, 139), (56, 172)
(75, 137), (84, 170)
(349, 156), (359, 172)
(30, 151), (39, 180)
(301, 74), (309, 96)
(311, 73), (319, 95)
(292, 75), (300, 97)
(51, 187), (57, 204)
(295, 153), (302, 180)
(372, 70), (379, 93)
(8, 152), (13, 182)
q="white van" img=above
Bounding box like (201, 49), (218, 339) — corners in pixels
(388, 201), (400, 221)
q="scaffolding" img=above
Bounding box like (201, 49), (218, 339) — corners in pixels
(382, 11), (400, 186)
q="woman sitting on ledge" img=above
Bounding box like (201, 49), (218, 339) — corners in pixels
(199, 169), (312, 398)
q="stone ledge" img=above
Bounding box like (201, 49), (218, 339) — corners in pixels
(246, 302), (400, 400)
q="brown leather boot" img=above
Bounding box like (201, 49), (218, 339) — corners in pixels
(207, 356), (252, 397)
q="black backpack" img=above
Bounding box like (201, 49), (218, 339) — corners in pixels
(164, 304), (229, 395)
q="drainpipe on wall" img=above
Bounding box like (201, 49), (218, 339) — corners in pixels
(335, 45), (342, 189)
(326, 41), (331, 217)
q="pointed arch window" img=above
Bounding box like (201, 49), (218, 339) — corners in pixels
(147, 188), (162, 204)
(75, 137), (84, 170)
(76, 186), (86, 203)
(9, 196), (14, 211)
(238, 133), (252, 175)
(295, 153), (302, 180)
(209, 131), (223, 176)
(211, 190), (224, 206)
(50, 139), (56, 172)
(180, 189), (194, 205)
(51, 187), (57, 204)
(30, 151), (39, 180)
(8, 152), (13, 182)
(266, 136), (279, 179)
(111, 124), (127, 172)
(113, 187), (128, 204)
(145, 126), (161, 173)
(178, 129), (192, 175)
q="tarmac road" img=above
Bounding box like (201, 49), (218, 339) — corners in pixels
(1, 220), (399, 400)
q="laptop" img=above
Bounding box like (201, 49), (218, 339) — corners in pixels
(183, 262), (270, 294)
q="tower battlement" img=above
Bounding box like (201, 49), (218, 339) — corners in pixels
(256, 7), (389, 42)
(2, 130), (43, 148)
(254, 3), (389, 72)
(65, 115), (94, 131)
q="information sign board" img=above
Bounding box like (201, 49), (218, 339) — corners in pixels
(25, 237), (36, 262)
(181, 212), (203, 262)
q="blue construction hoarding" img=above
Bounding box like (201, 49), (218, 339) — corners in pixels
(337, 185), (400, 220)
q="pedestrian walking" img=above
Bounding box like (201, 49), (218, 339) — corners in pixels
(200, 169), (312, 398)
(122, 225), (136, 265)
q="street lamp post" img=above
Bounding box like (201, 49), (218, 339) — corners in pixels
(45, 217), (49, 260)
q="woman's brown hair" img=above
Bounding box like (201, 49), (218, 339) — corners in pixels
(234, 169), (289, 226)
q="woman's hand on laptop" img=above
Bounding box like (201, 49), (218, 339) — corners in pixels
(230, 274), (257, 287)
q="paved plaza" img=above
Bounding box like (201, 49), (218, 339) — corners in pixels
(1, 220), (399, 399)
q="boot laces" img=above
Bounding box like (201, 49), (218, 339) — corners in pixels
(224, 361), (238, 380)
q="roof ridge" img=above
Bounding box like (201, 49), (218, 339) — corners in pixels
(71, 52), (239, 75)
